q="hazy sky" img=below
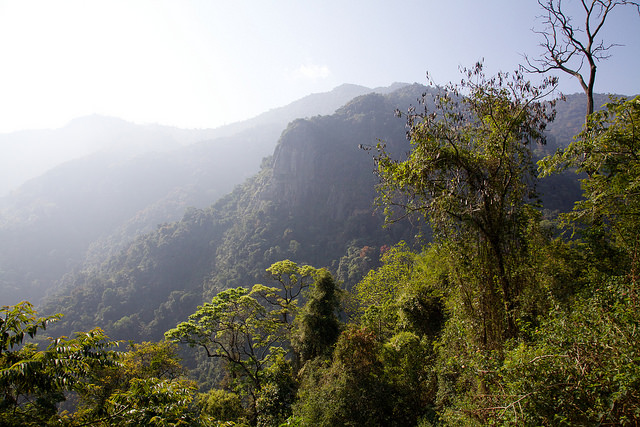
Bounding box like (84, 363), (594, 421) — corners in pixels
(0, 0), (638, 133)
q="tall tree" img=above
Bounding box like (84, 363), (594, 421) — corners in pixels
(292, 269), (342, 363)
(374, 63), (557, 346)
(524, 0), (639, 117)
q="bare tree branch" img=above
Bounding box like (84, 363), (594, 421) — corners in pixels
(523, 0), (639, 118)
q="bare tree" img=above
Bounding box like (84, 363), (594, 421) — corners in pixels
(524, 0), (639, 117)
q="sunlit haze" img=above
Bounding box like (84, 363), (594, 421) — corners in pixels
(1, 0), (639, 133)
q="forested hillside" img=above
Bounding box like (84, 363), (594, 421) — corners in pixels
(3, 75), (638, 427)
(13, 83), (581, 347)
(2, 0), (639, 423)
(37, 82), (600, 344)
(39, 84), (430, 342)
(0, 84), (378, 305)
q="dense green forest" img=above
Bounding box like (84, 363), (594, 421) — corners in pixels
(2, 1), (640, 420)
(35, 83), (599, 347)
(4, 70), (638, 424)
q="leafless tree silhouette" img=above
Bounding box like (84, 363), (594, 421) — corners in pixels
(524, 0), (639, 117)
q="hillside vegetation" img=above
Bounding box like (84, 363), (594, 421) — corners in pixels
(38, 83), (594, 344)
(2, 70), (638, 425)
(0, 84), (378, 305)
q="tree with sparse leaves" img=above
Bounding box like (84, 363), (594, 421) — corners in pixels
(524, 0), (640, 117)
(374, 63), (558, 347)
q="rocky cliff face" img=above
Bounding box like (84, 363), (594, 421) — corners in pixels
(269, 119), (319, 214)
(267, 92), (411, 224)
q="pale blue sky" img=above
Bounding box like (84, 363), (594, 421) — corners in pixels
(0, 0), (638, 133)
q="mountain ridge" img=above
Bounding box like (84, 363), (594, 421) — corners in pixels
(0, 83), (393, 197)
(40, 86), (429, 340)
(0, 83), (404, 305)
(38, 86), (601, 343)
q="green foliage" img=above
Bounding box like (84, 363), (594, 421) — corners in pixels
(354, 243), (414, 309)
(335, 242), (381, 290)
(72, 340), (212, 427)
(540, 96), (640, 277)
(74, 340), (186, 421)
(0, 304), (209, 426)
(292, 269), (342, 363)
(494, 278), (640, 425)
(0, 301), (61, 355)
(165, 286), (286, 406)
(255, 354), (298, 427)
(396, 283), (445, 339)
(376, 63), (559, 347)
(429, 95), (640, 425)
(381, 332), (438, 424)
(376, 64), (556, 232)
(294, 325), (436, 426)
(256, 260), (320, 328)
(197, 388), (246, 423)
(167, 263), (343, 423)
(352, 242), (415, 337)
(99, 377), (200, 426)
(294, 327), (393, 426)
(265, 260), (317, 291)
(473, 94), (640, 426)
(350, 242), (447, 345)
(122, 341), (185, 380)
(0, 302), (120, 426)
